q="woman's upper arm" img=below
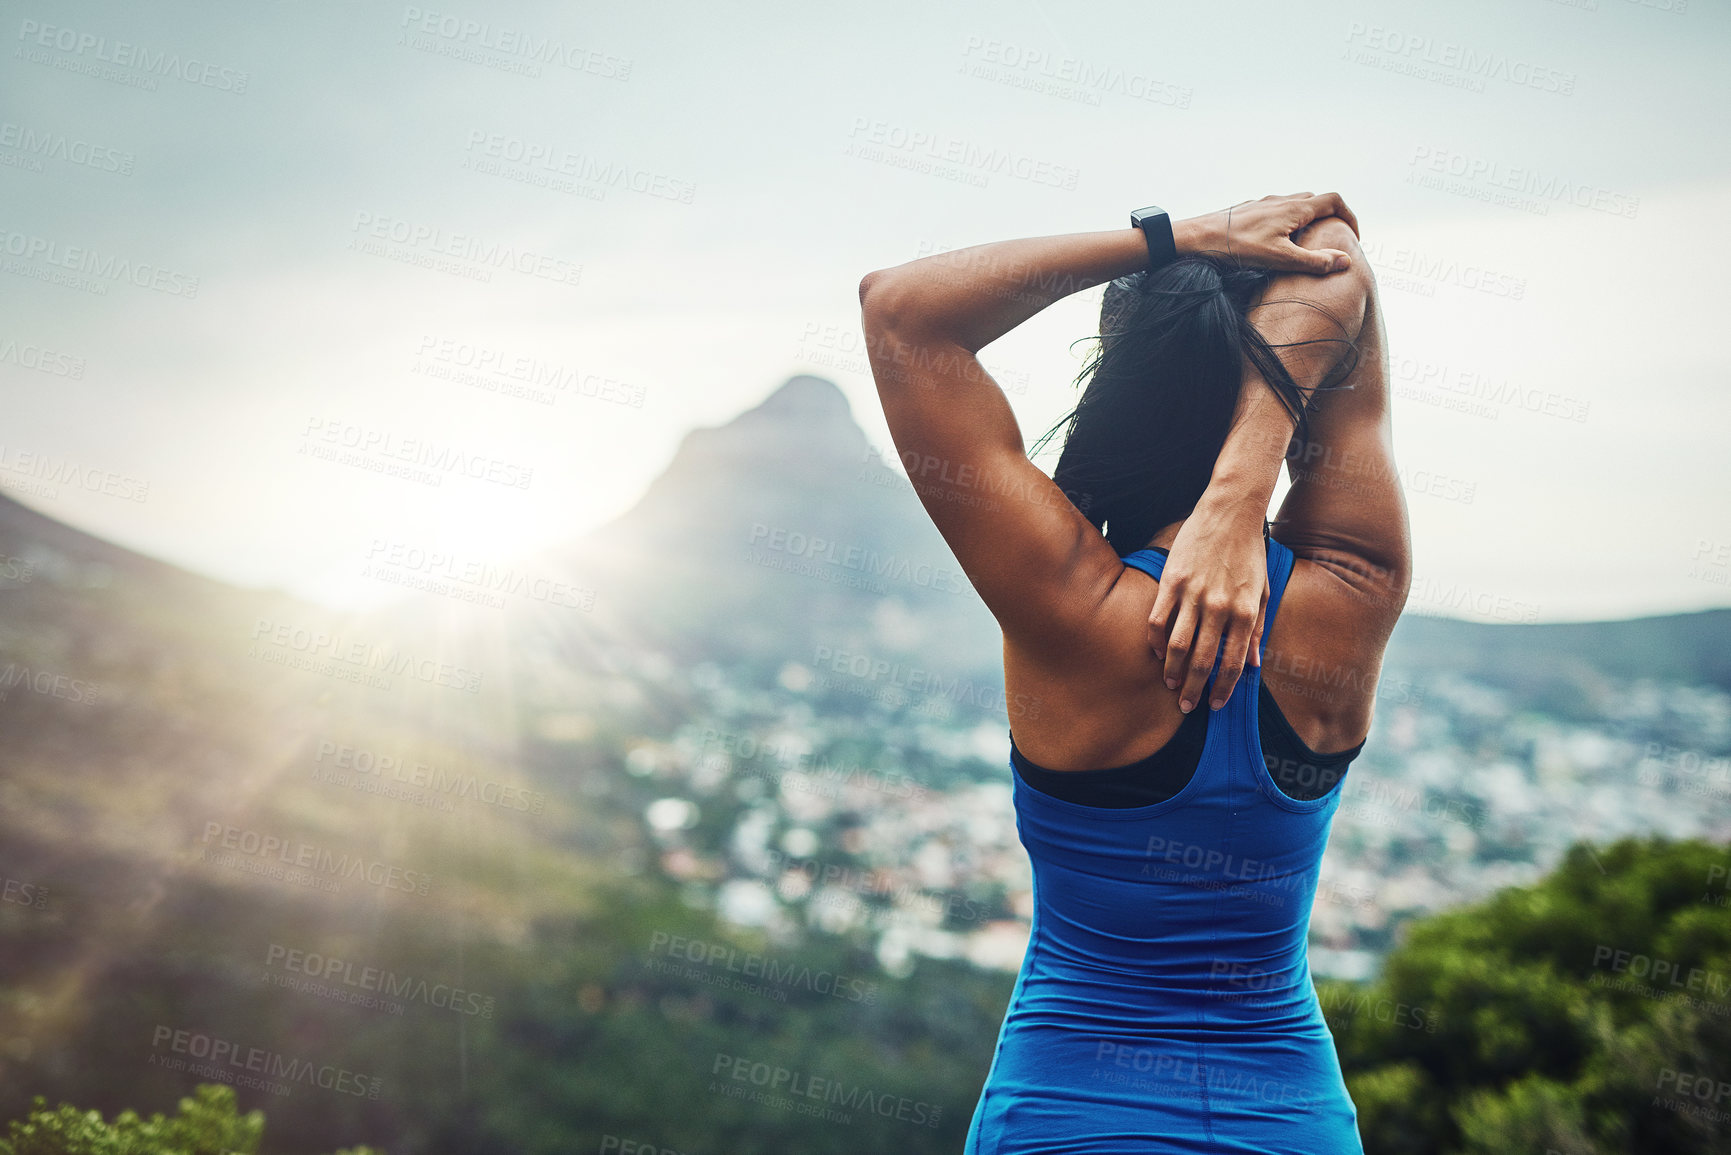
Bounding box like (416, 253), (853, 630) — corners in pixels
(1258, 222), (1412, 623)
(859, 304), (1128, 659)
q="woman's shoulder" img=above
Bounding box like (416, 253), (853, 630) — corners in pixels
(1258, 541), (1405, 755)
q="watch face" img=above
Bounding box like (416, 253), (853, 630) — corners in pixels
(1130, 207), (1177, 270)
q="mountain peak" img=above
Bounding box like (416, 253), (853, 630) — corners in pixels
(573, 372), (878, 559)
(739, 375), (854, 426)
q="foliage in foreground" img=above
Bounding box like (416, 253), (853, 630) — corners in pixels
(4, 838), (1728, 1154)
(0, 1083), (379, 1155)
(1321, 837), (1731, 1155)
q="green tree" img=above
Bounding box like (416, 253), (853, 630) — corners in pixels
(1322, 837), (1731, 1155)
(0, 1084), (381, 1155)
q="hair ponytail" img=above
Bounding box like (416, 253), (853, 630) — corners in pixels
(1028, 253), (1353, 556)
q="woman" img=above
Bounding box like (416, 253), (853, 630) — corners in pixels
(858, 192), (1410, 1153)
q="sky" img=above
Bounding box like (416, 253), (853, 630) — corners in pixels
(0, 0), (1726, 622)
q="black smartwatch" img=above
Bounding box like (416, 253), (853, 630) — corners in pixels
(1129, 205), (1177, 273)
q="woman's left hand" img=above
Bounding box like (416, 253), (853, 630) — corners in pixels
(1179, 192), (1360, 276)
(1145, 494), (1269, 714)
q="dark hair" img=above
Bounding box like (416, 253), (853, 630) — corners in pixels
(1028, 253), (1358, 556)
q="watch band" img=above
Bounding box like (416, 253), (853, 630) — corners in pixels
(1129, 206), (1177, 273)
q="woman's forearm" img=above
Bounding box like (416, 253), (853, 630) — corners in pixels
(1198, 373), (1297, 522)
(859, 195), (1354, 362)
(1200, 252), (1370, 523)
(859, 217), (1223, 354)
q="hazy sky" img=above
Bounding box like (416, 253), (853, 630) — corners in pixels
(1, 0), (1726, 621)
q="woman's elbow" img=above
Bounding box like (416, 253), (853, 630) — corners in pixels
(858, 268), (884, 307)
(858, 267), (910, 334)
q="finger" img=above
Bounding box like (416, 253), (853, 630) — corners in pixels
(1162, 601), (1199, 693)
(1209, 622), (1251, 711)
(1249, 597), (1267, 669)
(1275, 239), (1348, 275)
(1148, 577), (1181, 660)
(1309, 192), (1359, 236)
(1180, 609), (1226, 714)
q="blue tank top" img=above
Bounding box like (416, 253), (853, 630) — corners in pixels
(965, 536), (1364, 1154)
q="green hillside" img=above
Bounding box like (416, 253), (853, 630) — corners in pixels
(2, 375), (1728, 1152)
(8, 836), (1729, 1154)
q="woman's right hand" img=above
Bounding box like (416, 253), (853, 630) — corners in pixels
(1146, 489), (1270, 714)
(1176, 192), (1361, 277)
